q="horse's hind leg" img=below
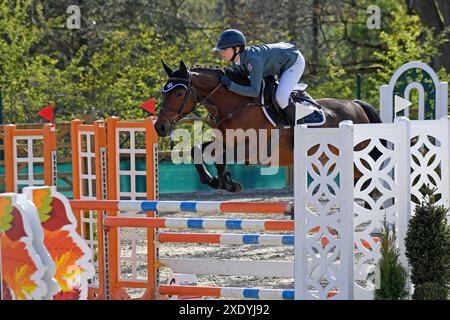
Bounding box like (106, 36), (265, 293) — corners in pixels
(215, 160), (243, 193)
(191, 142), (220, 189)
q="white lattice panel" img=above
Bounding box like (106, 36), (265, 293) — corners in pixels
(294, 117), (450, 300)
(294, 122), (354, 300)
(116, 128), (149, 283)
(409, 118), (450, 216)
(352, 119), (410, 299)
(77, 131), (100, 286)
(13, 136), (45, 192)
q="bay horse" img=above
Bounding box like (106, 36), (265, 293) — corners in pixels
(155, 60), (382, 192)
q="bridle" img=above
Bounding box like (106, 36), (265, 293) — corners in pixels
(160, 69), (261, 130)
(160, 70), (220, 129)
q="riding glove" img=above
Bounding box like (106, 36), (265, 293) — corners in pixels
(220, 75), (232, 88)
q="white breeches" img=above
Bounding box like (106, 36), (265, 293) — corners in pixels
(275, 52), (305, 109)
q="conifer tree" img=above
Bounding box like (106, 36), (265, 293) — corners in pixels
(405, 186), (450, 300)
(374, 215), (408, 300)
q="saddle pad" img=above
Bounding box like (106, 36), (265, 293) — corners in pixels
(260, 80), (326, 128)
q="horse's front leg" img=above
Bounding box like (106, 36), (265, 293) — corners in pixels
(191, 141), (220, 189)
(215, 147), (243, 193)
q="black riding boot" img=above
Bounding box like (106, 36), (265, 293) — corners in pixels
(282, 98), (298, 126)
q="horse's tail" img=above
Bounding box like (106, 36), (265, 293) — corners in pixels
(353, 99), (382, 124)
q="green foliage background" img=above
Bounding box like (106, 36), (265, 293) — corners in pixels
(0, 0), (449, 124)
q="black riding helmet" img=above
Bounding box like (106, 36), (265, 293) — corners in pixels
(213, 29), (246, 51)
(213, 29), (246, 62)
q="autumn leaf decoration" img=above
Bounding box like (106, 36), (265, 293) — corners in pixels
(32, 189), (86, 299)
(0, 196), (14, 233)
(53, 288), (81, 300)
(45, 229), (85, 297)
(0, 196), (27, 241)
(33, 189), (71, 231)
(0, 196), (39, 299)
(32, 188), (52, 223)
(1, 236), (40, 300)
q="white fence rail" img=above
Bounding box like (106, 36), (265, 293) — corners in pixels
(294, 116), (450, 299)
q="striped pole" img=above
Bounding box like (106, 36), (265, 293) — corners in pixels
(103, 216), (377, 248)
(104, 216), (293, 231)
(70, 200), (292, 214)
(157, 233), (294, 246)
(159, 285), (338, 299)
(159, 285), (295, 300)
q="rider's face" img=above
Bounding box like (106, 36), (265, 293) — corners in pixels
(219, 47), (236, 61)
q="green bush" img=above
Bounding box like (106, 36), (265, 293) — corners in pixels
(374, 216), (408, 300)
(405, 186), (450, 299)
(413, 282), (448, 300)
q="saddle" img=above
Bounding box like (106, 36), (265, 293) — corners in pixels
(262, 75), (325, 128)
(223, 69), (325, 128)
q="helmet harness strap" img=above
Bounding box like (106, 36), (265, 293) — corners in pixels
(231, 46), (239, 62)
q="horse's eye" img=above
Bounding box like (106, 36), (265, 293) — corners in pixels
(175, 91), (184, 97)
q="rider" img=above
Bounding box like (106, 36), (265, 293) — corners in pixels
(213, 29), (314, 125)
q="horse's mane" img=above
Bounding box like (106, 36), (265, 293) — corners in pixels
(191, 66), (250, 86)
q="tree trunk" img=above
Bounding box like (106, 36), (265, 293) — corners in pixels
(311, 0), (320, 75)
(407, 0), (450, 72)
(224, 0), (239, 29)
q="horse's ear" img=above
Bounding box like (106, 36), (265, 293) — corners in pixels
(161, 59), (173, 77)
(179, 60), (188, 72)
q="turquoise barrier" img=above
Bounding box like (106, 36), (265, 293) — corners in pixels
(156, 163), (286, 193)
(120, 162), (287, 193)
(1, 162), (287, 197)
(2, 163), (74, 198)
(1, 162), (342, 196)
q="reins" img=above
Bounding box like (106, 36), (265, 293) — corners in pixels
(161, 69), (263, 130)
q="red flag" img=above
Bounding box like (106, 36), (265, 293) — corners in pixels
(37, 104), (54, 122)
(140, 98), (156, 115)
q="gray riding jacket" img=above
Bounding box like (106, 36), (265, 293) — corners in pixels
(229, 42), (301, 97)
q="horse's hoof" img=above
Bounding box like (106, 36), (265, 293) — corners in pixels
(222, 181), (243, 193)
(230, 182), (243, 193)
(217, 172), (242, 192)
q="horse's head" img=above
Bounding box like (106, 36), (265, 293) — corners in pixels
(155, 59), (197, 137)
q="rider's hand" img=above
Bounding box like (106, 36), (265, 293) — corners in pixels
(220, 75), (232, 88)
